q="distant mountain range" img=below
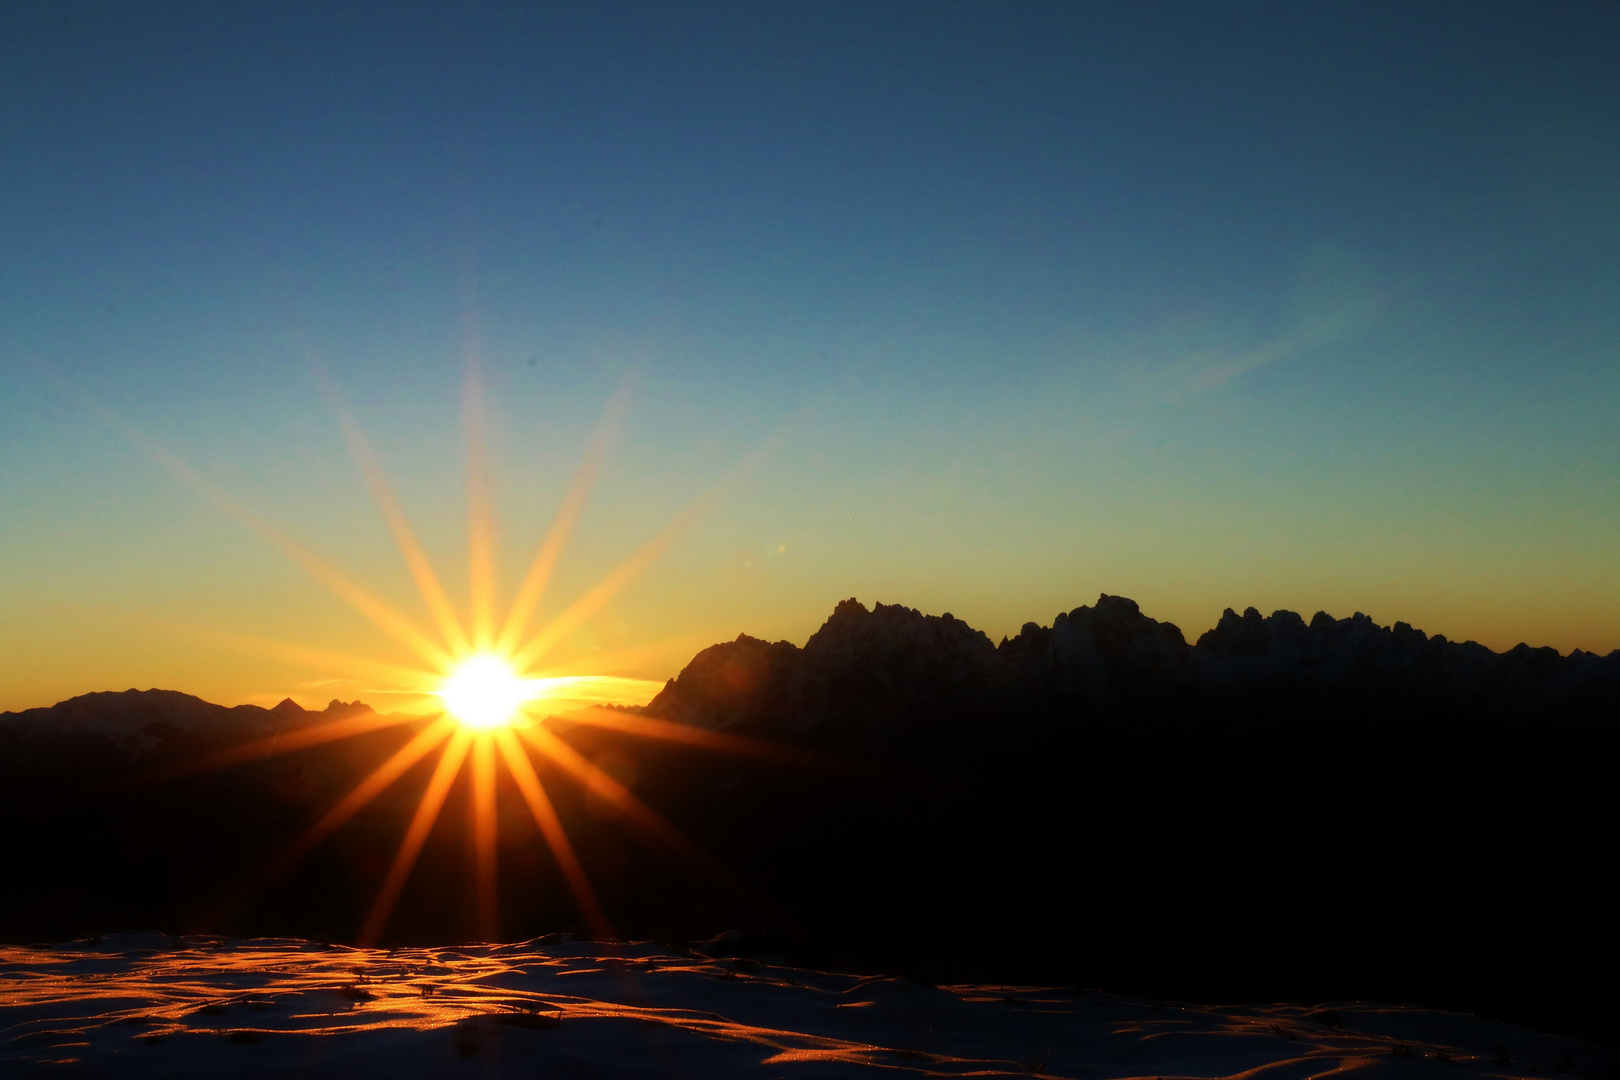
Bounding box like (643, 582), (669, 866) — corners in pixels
(648, 595), (1620, 738)
(3, 595), (1616, 1048)
(1, 687), (371, 752)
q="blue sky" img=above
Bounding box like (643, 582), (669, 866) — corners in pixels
(2, 1), (1617, 709)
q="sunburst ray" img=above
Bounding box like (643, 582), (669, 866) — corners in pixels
(360, 728), (473, 946)
(147, 620), (438, 692)
(132, 709), (420, 785)
(494, 728), (612, 936)
(509, 433), (785, 670)
(104, 412), (453, 670)
(470, 732), (500, 940)
(545, 706), (829, 766)
(495, 380), (631, 655)
(516, 725), (748, 896)
(256, 717), (457, 888)
(463, 351), (497, 650)
(516, 628), (737, 684)
(321, 381), (473, 657)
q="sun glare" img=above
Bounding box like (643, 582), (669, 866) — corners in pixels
(439, 654), (530, 729)
(138, 373), (783, 946)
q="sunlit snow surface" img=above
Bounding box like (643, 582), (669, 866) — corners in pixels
(0, 933), (1605, 1078)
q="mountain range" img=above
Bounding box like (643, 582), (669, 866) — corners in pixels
(3, 595), (1615, 1047)
(650, 595), (1619, 737)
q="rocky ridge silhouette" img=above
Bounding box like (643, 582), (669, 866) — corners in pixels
(647, 594), (1619, 737)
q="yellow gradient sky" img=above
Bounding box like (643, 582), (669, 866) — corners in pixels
(3, 4), (1618, 712)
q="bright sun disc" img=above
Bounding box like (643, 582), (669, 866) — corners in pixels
(440, 655), (529, 729)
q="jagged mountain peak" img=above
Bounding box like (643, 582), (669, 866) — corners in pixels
(646, 594), (1620, 734)
(803, 598), (997, 663)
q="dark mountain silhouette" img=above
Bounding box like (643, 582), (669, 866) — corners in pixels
(2, 597), (1616, 1047)
(649, 595), (1620, 737)
(0, 687), (369, 757)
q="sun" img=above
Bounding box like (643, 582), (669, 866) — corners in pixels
(134, 370), (789, 948)
(439, 654), (530, 729)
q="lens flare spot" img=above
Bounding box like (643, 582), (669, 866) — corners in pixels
(440, 655), (529, 729)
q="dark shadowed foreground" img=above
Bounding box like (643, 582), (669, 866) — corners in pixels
(2, 596), (1616, 1050)
(2, 932), (1612, 1078)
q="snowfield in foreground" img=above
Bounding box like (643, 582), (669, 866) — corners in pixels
(1, 933), (1608, 1079)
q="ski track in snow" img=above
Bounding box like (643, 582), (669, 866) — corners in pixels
(0, 933), (1607, 1078)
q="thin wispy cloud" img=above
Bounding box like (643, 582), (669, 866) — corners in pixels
(1143, 246), (1383, 393)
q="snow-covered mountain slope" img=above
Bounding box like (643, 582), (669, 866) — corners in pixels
(3, 933), (1611, 1079)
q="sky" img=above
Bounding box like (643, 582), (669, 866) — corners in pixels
(2, 0), (1618, 712)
